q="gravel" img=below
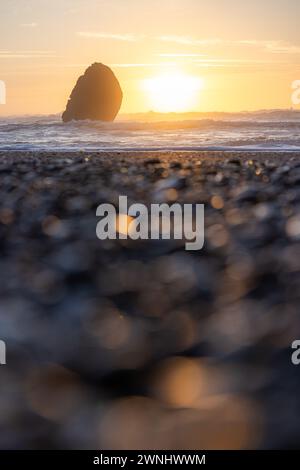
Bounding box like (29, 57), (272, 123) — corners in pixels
(0, 150), (299, 449)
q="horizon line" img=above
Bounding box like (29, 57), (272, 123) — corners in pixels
(0, 107), (299, 118)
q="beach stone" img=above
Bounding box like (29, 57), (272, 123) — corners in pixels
(227, 158), (241, 166)
(155, 176), (187, 191)
(62, 63), (123, 122)
(235, 186), (260, 203)
(1, 151), (300, 449)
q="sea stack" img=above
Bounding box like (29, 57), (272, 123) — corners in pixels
(62, 63), (123, 122)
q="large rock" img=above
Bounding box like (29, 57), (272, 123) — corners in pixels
(62, 63), (123, 122)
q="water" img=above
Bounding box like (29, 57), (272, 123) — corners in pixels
(1, 110), (300, 151)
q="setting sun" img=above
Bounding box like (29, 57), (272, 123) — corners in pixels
(142, 72), (204, 112)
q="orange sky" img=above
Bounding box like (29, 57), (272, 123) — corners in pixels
(1, 0), (300, 115)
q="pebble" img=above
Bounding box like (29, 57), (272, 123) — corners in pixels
(0, 150), (299, 450)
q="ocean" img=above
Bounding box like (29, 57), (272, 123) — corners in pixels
(1, 110), (300, 152)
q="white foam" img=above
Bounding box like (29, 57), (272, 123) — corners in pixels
(1, 114), (300, 151)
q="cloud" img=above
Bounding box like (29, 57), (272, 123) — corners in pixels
(0, 50), (56, 58)
(20, 23), (38, 28)
(77, 32), (300, 54)
(109, 63), (177, 68)
(77, 32), (139, 42)
(157, 35), (300, 54)
(239, 40), (300, 54)
(193, 59), (284, 68)
(156, 53), (206, 58)
(158, 35), (221, 46)
(193, 58), (275, 64)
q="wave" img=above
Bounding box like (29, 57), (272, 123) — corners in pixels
(1, 111), (300, 151)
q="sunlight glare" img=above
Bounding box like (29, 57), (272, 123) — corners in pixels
(143, 72), (204, 112)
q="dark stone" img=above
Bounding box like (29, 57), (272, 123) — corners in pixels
(62, 63), (123, 123)
(227, 158), (241, 166)
(144, 158), (161, 166)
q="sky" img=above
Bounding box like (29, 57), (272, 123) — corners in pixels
(1, 0), (300, 115)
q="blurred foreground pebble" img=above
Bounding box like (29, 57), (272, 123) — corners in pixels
(0, 151), (299, 449)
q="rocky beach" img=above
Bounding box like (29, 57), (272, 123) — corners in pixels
(0, 150), (299, 449)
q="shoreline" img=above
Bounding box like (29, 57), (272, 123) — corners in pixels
(2, 149), (300, 156)
(2, 148), (300, 154)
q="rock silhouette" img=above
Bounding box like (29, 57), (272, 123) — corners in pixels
(62, 63), (123, 122)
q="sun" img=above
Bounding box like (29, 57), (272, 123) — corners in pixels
(142, 71), (204, 113)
